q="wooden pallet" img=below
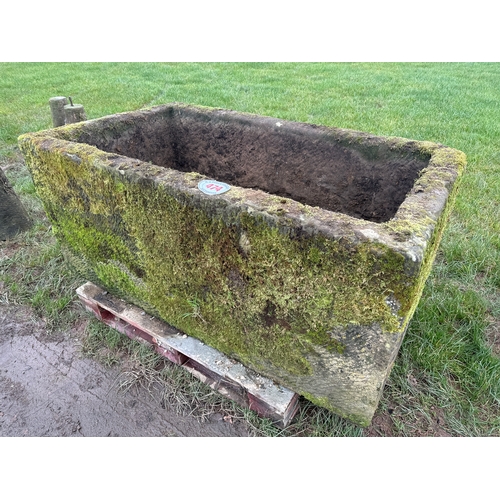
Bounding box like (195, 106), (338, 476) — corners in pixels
(76, 282), (300, 428)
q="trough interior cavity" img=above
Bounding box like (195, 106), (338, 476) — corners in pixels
(75, 107), (430, 222)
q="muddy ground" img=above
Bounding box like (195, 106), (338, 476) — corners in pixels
(0, 302), (251, 437)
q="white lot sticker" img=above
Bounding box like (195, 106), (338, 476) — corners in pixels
(198, 179), (231, 195)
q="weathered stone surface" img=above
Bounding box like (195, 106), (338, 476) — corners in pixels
(0, 168), (32, 240)
(18, 103), (466, 425)
(64, 103), (86, 124)
(49, 96), (68, 127)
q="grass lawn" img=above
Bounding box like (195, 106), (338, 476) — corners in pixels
(1, 62), (499, 436)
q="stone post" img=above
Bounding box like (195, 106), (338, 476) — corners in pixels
(49, 96), (68, 127)
(64, 102), (87, 124)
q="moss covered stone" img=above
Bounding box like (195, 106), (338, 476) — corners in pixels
(18, 103), (466, 426)
(1, 167), (32, 239)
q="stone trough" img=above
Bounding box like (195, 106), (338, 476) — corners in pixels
(18, 103), (466, 425)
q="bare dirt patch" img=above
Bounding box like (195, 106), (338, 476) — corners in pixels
(0, 242), (22, 260)
(485, 315), (500, 357)
(365, 401), (453, 437)
(366, 411), (395, 437)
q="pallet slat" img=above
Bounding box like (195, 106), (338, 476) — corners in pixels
(76, 282), (299, 427)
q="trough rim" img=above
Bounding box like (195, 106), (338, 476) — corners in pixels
(18, 102), (466, 270)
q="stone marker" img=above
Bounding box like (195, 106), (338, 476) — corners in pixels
(0, 168), (32, 240)
(64, 102), (87, 124)
(49, 96), (68, 127)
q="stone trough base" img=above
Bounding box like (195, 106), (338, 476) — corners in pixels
(76, 282), (300, 428)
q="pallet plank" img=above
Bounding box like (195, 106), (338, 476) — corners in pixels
(76, 282), (299, 427)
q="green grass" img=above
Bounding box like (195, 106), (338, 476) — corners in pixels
(1, 62), (499, 436)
